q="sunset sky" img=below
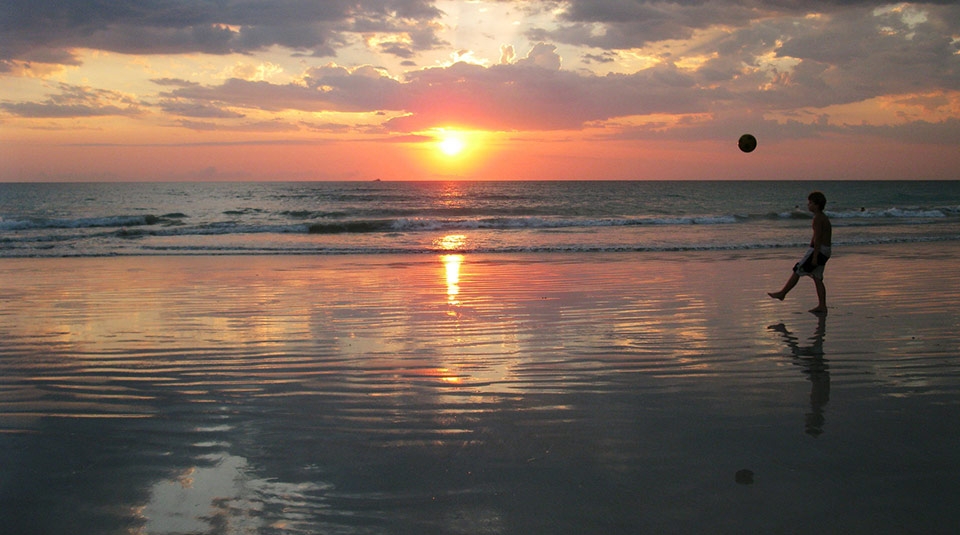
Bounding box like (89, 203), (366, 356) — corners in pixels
(1, 0), (958, 182)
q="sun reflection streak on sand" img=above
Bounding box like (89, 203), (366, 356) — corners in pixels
(442, 253), (463, 307)
(432, 246), (519, 394)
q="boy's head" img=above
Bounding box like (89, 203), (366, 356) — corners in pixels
(808, 191), (826, 210)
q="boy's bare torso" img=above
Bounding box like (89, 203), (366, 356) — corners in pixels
(812, 212), (831, 248)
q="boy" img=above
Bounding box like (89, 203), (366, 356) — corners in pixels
(768, 191), (832, 314)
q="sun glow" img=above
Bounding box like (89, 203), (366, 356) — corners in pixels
(438, 132), (466, 156)
(419, 128), (498, 174)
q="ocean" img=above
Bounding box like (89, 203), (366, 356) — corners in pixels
(2, 180), (959, 258)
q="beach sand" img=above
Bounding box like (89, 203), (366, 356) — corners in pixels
(1, 243), (959, 534)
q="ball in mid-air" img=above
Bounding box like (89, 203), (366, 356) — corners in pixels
(738, 134), (757, 153)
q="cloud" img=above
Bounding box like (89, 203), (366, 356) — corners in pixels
(163, 78), (344, 113)
(159, 100), (246, 119)
(303, 64), (406, 111)
(528, 0), (756, 49)
(580, 2), (960, 110)
(516, 42), (562, 70)
(387, 52), (716, 131)
(770, 5), (960, 99)
(150, 44), (715, 132)
(176, 119), (300, 132)
(0, 83), (142, 117)
(300, 120), (354, 133)
(499, 44), (516, 65)
(537, 0), (959, 49)
(1, 0), (957, 151)
(526, 0), (960, 110)
(0, 0), (445, 65)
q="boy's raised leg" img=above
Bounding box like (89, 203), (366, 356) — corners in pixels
(769, 273), (800, 301)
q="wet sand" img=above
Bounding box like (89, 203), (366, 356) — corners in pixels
(1, 243), (959, 534)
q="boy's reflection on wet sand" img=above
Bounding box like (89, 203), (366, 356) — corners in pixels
(768, 316), (829, 437)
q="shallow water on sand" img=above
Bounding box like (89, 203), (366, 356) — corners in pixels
(1, 246), (959, 534)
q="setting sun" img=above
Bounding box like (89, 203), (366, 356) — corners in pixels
(420, 129), (501, 175)
(438, 133), (466, 157)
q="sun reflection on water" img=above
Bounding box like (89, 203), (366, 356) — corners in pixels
(436, 234), (468, 307)
(442, 254), (464, 306)
(435, 233), (467, 252)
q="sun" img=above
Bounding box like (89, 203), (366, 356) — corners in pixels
(425, 128), (494, 168)
(437, 132), (466, 157)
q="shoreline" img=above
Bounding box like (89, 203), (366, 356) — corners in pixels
(1, 236), (957, 257)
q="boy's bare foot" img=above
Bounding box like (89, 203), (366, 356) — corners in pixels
(809, 306), (828, 315)
(767, 292), (785, 301)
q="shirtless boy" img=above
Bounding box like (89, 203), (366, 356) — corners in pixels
(768, 191), (832, 314)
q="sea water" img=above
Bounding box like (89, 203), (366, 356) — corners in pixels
(2, 180), (959, 257)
